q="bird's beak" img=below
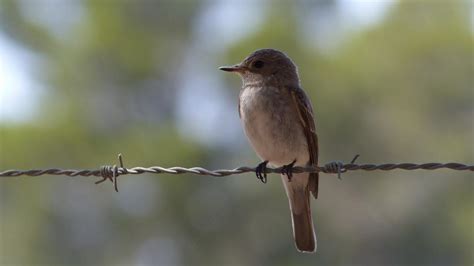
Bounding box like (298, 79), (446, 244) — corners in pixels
(219, 64), (245, 72)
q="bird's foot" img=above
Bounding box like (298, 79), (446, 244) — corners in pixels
(281, 159), (297, 182)
(256, 160), (269, 183)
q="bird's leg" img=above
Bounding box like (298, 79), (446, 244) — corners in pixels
(256, 160), (269, 184)
(281, 159), (297, 182)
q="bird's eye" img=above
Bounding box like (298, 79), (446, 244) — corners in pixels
(253, 60), (264, 69)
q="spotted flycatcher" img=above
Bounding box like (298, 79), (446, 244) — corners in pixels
(220, 49), (319, 253)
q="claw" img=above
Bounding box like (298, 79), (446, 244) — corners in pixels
(281, 159), (297, 182)
(256, 160), (269, 184)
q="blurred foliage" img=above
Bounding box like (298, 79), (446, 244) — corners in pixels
(0, 0), (473, 265)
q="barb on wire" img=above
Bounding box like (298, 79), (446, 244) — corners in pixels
(95, 154), (125, 192)
(0, 154), (472, 192)
(323, 154), (361, 180)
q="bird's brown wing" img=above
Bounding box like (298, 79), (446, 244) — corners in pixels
(289, 87), (319, 199)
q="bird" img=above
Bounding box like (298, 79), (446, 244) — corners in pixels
(219, 48), (319, 253)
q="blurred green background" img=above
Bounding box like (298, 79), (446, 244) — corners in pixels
(0, 0), (472, 265)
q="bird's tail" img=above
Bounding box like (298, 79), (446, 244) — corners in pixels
(283, 173), (316, 253)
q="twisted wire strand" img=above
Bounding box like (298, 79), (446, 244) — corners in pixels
(1, 162), (472, 178)
(1, 151), (472, 193)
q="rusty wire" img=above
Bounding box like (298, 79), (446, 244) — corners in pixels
(0, 154), (472, 192)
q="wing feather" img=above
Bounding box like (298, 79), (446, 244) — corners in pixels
(290, 87), (319, 199)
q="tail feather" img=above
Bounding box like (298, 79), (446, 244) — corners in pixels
(309, 172), (319, 199)
(283, 173), (316, 253)
(292, 210), (315, 252)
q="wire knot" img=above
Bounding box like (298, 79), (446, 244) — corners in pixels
(95, 154), (125, 192)
(322, 154), (360, 179)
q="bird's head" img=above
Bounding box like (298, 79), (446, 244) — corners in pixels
(219, 48), (300, 87)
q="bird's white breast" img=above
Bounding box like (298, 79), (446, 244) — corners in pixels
(239, 86), (309, 167)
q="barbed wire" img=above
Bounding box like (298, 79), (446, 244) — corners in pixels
(0, 154), (472, 191)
